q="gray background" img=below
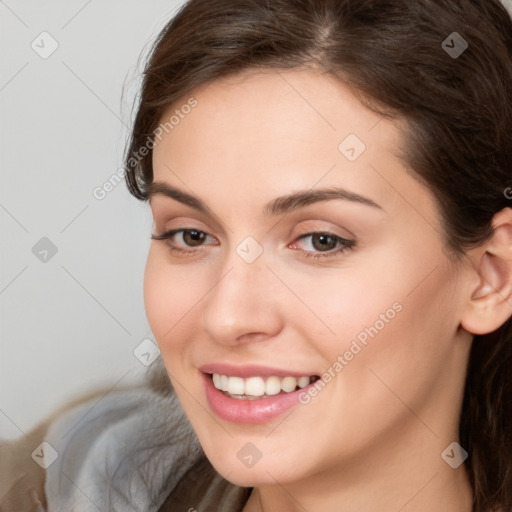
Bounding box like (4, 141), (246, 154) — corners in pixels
(2, 0), (512, 443)
(1, 0), (186, 441)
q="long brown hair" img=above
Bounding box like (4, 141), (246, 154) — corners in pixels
(124, 1), (512, 510)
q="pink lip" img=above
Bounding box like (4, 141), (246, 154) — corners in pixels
(200, 370), (319, 424)
(199, 363), (316, 379)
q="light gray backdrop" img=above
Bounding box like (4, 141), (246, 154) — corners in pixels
(2, 0), (512, 443)
(1, 0), (186, 441)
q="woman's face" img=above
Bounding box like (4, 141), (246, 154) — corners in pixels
(145, 68), (473, 487)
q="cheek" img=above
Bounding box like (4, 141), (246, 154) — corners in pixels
(273, 250), (411, 355)
(143, 247), (202, 355)
(301, 244), (458, 386)
(332, 259), (460, 413)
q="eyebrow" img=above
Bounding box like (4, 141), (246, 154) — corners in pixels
(146, 181), (382, 215)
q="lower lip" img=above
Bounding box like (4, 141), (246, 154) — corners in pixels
(202, 373), (312, 424)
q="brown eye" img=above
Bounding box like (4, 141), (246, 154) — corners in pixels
(150, 228), (215, 251)
(310, 234), (338, 252)
(290, 232), (356, 260)
(182, 230), (207, 246)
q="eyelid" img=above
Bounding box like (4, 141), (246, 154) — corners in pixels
(150, 207), (227, 239)
(291, 220), (356, 241)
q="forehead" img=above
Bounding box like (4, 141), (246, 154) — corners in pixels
(153, 67), (397, 163)
(150, 68), (437, 226)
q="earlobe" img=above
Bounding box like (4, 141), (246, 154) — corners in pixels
(461, 207), (512, 335)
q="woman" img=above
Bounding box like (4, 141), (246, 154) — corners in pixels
(1, 0), (511, 511)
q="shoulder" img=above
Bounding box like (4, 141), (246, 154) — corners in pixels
(0, 360), (204, 512)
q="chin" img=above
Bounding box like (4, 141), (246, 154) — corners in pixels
(201, 440), (303, 486)
(212, 461), (280, 487)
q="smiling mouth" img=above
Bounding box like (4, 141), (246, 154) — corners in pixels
(209, 373), (320, 400)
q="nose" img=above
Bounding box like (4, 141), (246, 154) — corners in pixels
(200, 248), (284, 346)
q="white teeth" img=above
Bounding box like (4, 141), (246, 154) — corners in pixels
(244, 376), (265, 396)
(228, 376), (245, 395)
(298, 376), (310, 388)
(265, 376), (282, 396)
(220, 374), (229, 392)
(281, 376), (297, 392)
(212, 373), (315, 397)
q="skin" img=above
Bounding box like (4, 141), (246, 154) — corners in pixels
(144, 68), (512, 512)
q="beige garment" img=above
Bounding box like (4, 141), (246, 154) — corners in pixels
(0, 386), (116, 512)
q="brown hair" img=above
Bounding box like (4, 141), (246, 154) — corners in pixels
(124, 1), (512, 510)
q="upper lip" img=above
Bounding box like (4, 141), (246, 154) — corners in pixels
(199, 363), (318, 379)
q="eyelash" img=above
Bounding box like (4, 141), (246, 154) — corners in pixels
(151, 229), (356, 260)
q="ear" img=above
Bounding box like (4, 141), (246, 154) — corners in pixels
(460, 207), (512, 335)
